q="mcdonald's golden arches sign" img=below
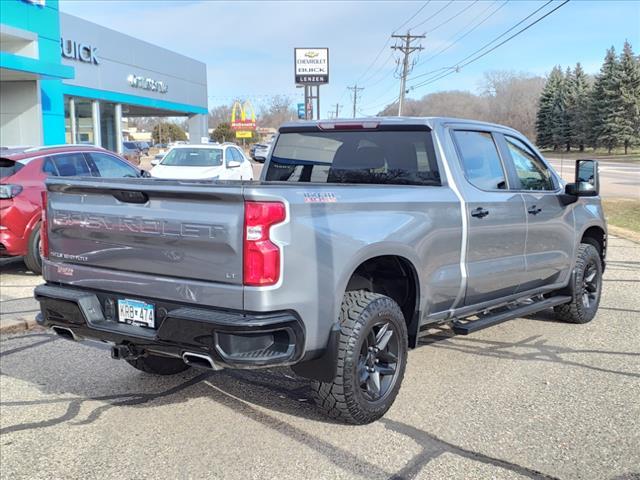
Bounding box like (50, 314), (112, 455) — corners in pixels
(230, 100), (256, 131)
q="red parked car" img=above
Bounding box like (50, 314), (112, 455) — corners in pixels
(0, 145), (148, 274)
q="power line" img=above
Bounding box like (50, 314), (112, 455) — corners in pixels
(407, 0), (454, 31)
(358, 93), (401, 114)
(354, 1), (431, 85)
(393, 0), (432, 34)
(425, 0), (480, 34)
(415, 0), (508, 68)
(359, 50), (396, 86)
(391, 32), (425, 115)
(408, 0), (570, 92)
(410, 0), (554, 83)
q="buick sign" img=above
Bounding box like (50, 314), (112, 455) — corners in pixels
(127, 74), (169, 94)
(61, 38), (99, 65)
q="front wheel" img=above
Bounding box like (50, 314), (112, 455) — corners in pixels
(554, 243), (603, 324)
(311, 291), (408, 425)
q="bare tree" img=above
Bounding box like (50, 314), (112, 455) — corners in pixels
(209, 104), (233, 128)
(259, 95), (296, 128)
(377, 70), (545, 141)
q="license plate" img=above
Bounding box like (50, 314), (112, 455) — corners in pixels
(117, 299), (155, 328)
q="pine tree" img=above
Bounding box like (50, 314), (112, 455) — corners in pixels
(550, 67), (570, 151)
(566, 63), (592, 152)
(536, 66), (564, 149)
(618, 40), (640, 154)
(590, 47), (625, 153)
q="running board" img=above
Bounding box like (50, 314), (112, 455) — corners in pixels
(452, 295), (572, 335)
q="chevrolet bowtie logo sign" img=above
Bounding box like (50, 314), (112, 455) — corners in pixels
(304, 51), (319, 58)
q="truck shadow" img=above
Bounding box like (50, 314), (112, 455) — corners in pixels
(0, 257), (39, 279)
(0, 332), (563, 480)
(418, 325), (640, 380)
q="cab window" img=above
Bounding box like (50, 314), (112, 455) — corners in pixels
(504, 136), (555, 191)
(452, 130), (507, 190)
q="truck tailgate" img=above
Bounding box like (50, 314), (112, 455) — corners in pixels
(46, 178), (244, 287)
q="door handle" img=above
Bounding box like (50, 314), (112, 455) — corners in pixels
(528, 205), (542, 215)
(471, 207), (490, 218)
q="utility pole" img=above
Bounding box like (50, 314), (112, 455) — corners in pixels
(391, 32), (424, 116)
(347, 84), (364, 118)
(334, 103), (341, 119)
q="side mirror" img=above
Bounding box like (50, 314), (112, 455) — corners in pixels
(561, 159), (599, 204)
(140, 169), (152, 178)
(227, 160), (241, 169)
(150, 159), (160, 166)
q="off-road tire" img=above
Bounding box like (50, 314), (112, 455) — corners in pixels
(24, 223), (42, 274)
(554, 243), (602, 324)
(126, 355), (190, 375)
(311, 290), (408, 425)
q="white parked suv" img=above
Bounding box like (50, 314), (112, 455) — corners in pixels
(150, 144), (254, 180)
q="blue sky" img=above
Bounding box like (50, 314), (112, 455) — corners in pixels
(60, 0), (640, 116)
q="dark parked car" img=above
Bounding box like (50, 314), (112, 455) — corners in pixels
(133, 141), (150, 155)
(122, 142), (142, 165)
(0, 145), (145, 273)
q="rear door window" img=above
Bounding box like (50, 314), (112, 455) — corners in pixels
(86, 152), (139, 178)
(266, 130), (440, 186)
(452, 130), (507, 191)
(51, 153), (91, 176)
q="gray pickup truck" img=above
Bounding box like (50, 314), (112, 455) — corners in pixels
(35, 117), (606, 424)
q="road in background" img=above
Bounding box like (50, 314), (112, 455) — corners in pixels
(547, 157), (639, 199)
(1, 235), (639, 479)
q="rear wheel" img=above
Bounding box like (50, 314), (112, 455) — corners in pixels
(554, 243), (602, 324)
(23, 223), (42, 274)
(126, 354), (190, 375)
(311, 291), (408, 424)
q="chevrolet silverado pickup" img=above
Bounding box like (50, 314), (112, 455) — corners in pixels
(34, 117), (606, 424)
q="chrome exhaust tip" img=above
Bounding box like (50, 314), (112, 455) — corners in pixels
(182, 352), (223, 371)
(51, 326), (77, 341)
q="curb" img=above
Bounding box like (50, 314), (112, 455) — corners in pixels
(0, 317), (42, 335)
(608, 225), (640, 244)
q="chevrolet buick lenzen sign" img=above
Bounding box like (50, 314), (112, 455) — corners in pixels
(295, 48), (329, 84)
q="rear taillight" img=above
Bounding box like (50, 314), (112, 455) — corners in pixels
(243, 201), (286, 286)
(40, 190), (49, 259)
(0, 184), (23, 199)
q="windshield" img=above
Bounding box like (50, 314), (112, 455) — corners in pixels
(160, 148), (223, 167)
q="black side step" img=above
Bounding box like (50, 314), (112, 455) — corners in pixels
(452, 295), (571, 335)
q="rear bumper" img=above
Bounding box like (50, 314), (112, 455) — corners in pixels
(34, 283), (305, 369)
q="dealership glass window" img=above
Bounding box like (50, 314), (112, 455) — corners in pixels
(100, 102), (116, 152)
(64, 97), (74, 143)
(65, 97), (95, 145)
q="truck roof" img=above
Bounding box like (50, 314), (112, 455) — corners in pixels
(280, 116), (520, 134)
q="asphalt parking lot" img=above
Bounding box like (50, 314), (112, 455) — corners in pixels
(1, 235), (639, 480)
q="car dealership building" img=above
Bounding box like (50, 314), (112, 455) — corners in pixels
(0, 0), (208, 152)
